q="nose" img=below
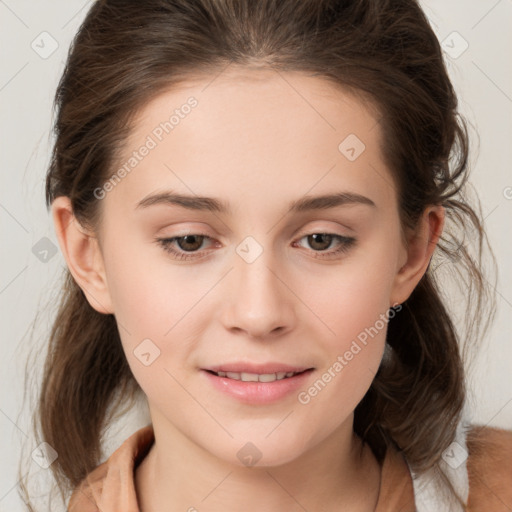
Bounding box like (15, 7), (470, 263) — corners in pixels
(220, 245), (296, 340)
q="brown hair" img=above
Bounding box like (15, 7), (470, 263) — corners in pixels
(21, 0), (496, 509)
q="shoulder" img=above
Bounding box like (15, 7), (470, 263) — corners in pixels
(68, 425), (154, 512)
(466, 424), (512, 511)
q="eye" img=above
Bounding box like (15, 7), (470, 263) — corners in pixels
(156, 233), (216, 261)
(292, 233), (356, 259)
(156, 232), (356, 261)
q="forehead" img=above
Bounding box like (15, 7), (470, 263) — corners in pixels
(105, 67), (396, 218)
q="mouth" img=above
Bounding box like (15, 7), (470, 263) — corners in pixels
(202, 365), (314, 404)
(205, 369), (309, 382)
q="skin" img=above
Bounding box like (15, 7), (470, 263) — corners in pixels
(52, 67), (444, 511)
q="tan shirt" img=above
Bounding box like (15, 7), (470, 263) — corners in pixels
(67, 425), (512, 512)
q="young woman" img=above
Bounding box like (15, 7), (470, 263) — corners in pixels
(24, 0), (512, 510)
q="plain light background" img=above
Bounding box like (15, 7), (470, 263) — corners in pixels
(1, 0), (511, 510)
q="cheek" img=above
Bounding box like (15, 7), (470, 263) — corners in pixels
(103, 233), (207, 336)
(303, 276), (389, 399)
(292, 234), (399, 407)
(101, 236), (228, 398)
(294, 272), (393, 443)
(299, 242), (398, 350)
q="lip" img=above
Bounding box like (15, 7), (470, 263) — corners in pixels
(201, 364), (314, 405)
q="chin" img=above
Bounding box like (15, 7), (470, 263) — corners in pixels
(213, 431), (313, 469)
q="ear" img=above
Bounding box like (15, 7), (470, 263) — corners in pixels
(390, 205), (445, 306)
(51, 196), (114, 314)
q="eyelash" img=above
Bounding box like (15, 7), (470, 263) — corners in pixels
(155, 232), (356, 261)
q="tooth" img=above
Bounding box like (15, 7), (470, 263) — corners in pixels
(241, 372), (259, 382)
(220, 371), (299, 382)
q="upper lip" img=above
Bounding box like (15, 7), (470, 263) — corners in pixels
(204, 363), (313, 374)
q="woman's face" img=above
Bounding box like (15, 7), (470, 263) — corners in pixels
(88, 68), (420, 466)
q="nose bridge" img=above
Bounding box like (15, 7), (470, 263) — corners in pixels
(221, 235), (295, 338)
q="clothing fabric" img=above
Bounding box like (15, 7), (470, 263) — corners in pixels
(68, 420), (512, 511)
(410, 415), (471, 511)
(68, 425), (417, 512)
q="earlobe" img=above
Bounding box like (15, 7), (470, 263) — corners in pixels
(51, 196), (114, 314)
(390, 206), (445, 306)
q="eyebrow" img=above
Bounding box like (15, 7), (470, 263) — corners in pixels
(135, 190), (376, 214)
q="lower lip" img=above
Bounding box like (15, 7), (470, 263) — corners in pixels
(202, 369), (314, 404)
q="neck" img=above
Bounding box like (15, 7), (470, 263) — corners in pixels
(135, 410), (381, 512)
